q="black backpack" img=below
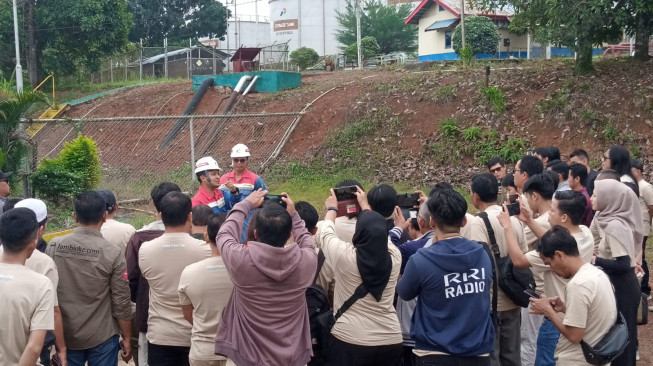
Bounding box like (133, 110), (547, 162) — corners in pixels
(477, 212), (535, 308)
(306, 250), (330, 366)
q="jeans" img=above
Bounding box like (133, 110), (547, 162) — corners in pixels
(534, 318), (559, 366)
(67, 335), (120, 366)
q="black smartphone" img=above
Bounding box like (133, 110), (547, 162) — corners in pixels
(524, 289), (540, 299)
(396, 193), (419, 208)
(334, 186), (358, 201)
(263, 194), (287, 208)
(506, 202), (520, 216)
(508, 194), (519, 204)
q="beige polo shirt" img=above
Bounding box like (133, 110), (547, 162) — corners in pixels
(101, 219), (136, 249)
(555, 263), (617, 364)
(178, 256), (233, 361)
(315, 220), (402, 347)
(525, 226), (594, 301)
(0, 247), (58, 306)
(466, 205), (528, 311)
(0, 263), (54, 365)
(139, 233), (211, 347)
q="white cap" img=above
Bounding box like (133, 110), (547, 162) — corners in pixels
(230, 144), (251, 158)
(15, 198), (48, 223)
(194, 157), (221, 174)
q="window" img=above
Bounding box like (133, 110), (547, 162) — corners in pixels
(439, 5), (445, 12)
(444, 30), (452, 49)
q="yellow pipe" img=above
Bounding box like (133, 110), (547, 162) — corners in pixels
(33, 73), (57, 109)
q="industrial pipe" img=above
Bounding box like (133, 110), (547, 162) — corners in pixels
(160, 77), (215, 149)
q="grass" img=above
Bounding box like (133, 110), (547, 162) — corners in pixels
(54, 77), (186, 104)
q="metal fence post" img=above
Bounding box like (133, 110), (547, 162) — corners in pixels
(140, 39), (143, 82)
(124, 54), (128, 80)
(189, 116), (195, 183)
(164, 38), (169, 79)
(110, 58), (114, 83)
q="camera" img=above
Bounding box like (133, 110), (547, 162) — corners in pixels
(334, 186), (358, 201)
(506, 202), (521, 216)
(333, 186), (360, 217)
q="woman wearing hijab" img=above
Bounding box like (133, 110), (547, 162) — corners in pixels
(590, 179), (644, 366)
(315, 188), (403, 366)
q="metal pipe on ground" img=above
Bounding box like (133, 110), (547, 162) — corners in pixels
(159, 78), (215, 149)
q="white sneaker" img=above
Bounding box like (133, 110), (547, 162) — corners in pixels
(636, 350), (640, 361)
(650, 305), (653, 311)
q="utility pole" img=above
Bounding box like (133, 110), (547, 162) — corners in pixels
(12, 0), (23, 92)
(461, 0), (466, 48)
(356, 0), (362, 69)
(234, 0), (239, 48)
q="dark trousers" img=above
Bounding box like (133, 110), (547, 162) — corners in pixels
(489, 308), (521, 366)
(642, 236), (650, 295)
(403, 346), (416, 366)
(606, 269), (640, 366)
(325, 337), (402, 366)
(148, 343), (190, 366)
(416, 354), (490, 366)
(39, 330), (57, 366)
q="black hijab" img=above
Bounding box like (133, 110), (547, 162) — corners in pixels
(352, 210), (392, 302)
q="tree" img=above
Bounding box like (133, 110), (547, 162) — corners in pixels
(452, 16), (500, 57)
(128, 0), (229, 44)
(336, 0), (417, 54)
(345, 36), (381, 62)
(290, 47), (319, 71)
(470, 0), (628, 73)
(0, 87), (47, 186)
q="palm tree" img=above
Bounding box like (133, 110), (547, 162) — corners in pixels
(0, 84), (48, 189)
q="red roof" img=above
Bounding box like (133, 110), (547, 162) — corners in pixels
(230, 47), (262, 62)
(405, 0), (512, 25)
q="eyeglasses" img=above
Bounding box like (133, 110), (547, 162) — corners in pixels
(232, 158), (248, 164)
(513, 169), (523, 174)
(601, 155), (610, 161)
(490, 167), (503, 173)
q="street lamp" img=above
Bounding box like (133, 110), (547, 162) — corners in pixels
(12, 0), (23, 92)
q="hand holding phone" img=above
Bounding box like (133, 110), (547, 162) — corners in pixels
(524, 288), (540, 299)
(263, 193), (287, 208)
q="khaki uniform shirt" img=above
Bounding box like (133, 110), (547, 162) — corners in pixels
(555, 264), (617, 364)
(47, 227), (133, 350)
(139, 233), (211, 347)
(638, 179), (653, 235)
(466, 205), (528, 311)
(178, 256), (233, 361)
(316, 220), (403, 346)
(101, 219), (136, 249)
(0, 263), (54, 366)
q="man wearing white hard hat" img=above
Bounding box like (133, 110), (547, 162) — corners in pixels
(219, 144), (267, 201)
(192, 157), (236, 214)
(219, 144), (267, 242)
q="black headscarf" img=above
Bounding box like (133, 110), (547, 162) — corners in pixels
(352, 210), (392, 302)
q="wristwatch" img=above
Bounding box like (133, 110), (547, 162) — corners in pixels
(327, 207), (338, 212)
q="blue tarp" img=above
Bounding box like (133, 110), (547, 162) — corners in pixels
(425, 19), (458, 31)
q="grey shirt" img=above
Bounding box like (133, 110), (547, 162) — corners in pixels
(47, 227), (133, 350)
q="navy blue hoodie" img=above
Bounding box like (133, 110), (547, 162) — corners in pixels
(397, 237), (495, 356)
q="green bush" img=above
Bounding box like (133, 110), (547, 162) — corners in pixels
(459, 46), (474, 65)
(32, 133), (101, 202)
(452, 16), (500, 57)
(290, 47), (320, 71)
(345, 36), (381, 62)
(481, 86), (506, 114)
(432, 85), (455, 104)
(33, 159), (85, 202)
(498, 138), (527, 163)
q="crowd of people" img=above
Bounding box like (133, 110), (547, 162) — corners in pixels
(1, 142), (652, 366)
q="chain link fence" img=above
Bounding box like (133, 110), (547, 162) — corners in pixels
(29, 112), (304, 202)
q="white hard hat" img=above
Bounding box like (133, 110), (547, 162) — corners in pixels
(231, 144), (251, 158)
(194, 157), (221, 174)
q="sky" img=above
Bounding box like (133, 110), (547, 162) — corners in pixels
(220, 0), (271, 21)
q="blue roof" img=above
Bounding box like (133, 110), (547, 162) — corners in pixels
(425, 19), (458, 31)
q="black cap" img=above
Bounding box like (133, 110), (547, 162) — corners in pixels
(0, 171), (12, 182)
(97, 190), (117, 211)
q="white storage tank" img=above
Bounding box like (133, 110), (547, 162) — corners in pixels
(269, 0), (349, 56)
(225, 18), (271, 50)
